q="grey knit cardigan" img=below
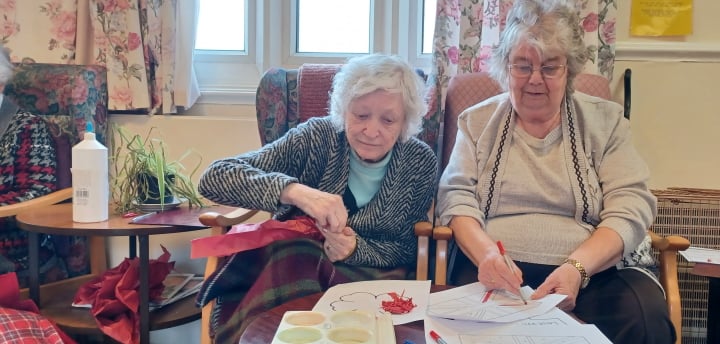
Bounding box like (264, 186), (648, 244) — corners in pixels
(198, 117), (438, 268)
(437, 92), (658, 268)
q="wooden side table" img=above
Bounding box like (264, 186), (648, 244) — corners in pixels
(692, 262), (720, 344)
(16, 203), (211, 344)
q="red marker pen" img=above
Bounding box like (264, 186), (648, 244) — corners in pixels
(497, 241), (528, 305)
(429, 330), (449, 344)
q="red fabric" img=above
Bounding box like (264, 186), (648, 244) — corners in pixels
(190, 216), (323, 259)
(73, 246), (174, 344)
(297, 64), (342, 122)
(0, 272), (76, 344)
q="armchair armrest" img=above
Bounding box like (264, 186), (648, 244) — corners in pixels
(649, 230), (690, 344)
(432, 225), (453, 286)
(414, 221), (433, 281)
(198, 207), (259, 228)
(0, 188), (73, 218)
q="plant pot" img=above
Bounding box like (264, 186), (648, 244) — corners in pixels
(137, 172), (176, 204)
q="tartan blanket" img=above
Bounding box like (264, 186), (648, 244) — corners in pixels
(196, 238), (409, 344)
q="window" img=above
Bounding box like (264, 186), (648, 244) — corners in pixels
(195, 0), (246, 51)
(297, 0), (370, 54)
(194, 0), (437, 104)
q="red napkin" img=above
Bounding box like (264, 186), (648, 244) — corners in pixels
(190, 215), (323, 258)
(73, 246), (174, 344)
(0, 272), (77, 344)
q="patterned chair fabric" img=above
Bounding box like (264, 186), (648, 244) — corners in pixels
(255, 68), (299, 145)
(255, 65), (443, 154)
(1, 62), (108, 288)
(4, 63), (109, 189)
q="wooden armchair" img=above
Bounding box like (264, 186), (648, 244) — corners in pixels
(197, 64), (440, 344)
(429, 71), (690, 344)
(1, 62), (109, 295)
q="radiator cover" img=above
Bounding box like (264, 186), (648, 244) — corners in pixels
(651, 188), (720, 344)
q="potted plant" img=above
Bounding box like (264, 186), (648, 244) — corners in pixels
(110, 124), (205, 214)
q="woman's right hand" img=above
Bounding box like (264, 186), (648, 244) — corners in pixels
(451, 216), (523, 295)
(476, 250), (523, 295)
(280, 183), (348, 233)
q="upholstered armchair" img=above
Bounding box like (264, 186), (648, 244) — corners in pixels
(1, 62), (109, 292)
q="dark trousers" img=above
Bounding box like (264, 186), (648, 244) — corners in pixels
(450, 253), (676, 344)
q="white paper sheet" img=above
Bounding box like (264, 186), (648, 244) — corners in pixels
(679, 246), (720, 264)
(424, 313), (612, 344)
(427, 282), (566, 323)
(312, 280), (431, 324)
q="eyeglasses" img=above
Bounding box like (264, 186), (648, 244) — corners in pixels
(508, 64), (566, 79)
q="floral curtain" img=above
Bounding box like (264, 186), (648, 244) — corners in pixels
(0, 0), (199, 114)
(429, 0), (616, 132)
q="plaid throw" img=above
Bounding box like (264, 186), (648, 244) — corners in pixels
(196, 238), (409, 343)
(0, 307), (67, 344)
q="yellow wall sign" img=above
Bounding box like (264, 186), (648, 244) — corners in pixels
(630, 0), (693, 36)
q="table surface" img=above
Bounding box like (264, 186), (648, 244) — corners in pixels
(692, 262), (720, 278)
(240, 285), (452, 344)
(16, 203), (207, 236)
(15, 203), (206, 337)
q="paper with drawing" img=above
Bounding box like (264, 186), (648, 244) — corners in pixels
(312, 279), (431, 324)
(427, 282), (566, 323)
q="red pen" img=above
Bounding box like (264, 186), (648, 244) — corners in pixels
(481, 289), (493, 303)
(429, 330), (449, 344)
(496, 241), (528, 305)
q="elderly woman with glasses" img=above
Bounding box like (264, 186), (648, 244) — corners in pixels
(436, 1), (673, 343)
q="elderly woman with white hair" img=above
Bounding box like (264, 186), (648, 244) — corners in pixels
(0, 45), (64, 285)
(196, 54), (437, 342)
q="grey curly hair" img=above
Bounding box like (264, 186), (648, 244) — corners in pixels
(488, 0), (588, 95)
(329, 54), (428, 142)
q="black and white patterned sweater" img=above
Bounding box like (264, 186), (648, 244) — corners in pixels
(199, 117), (438, 268)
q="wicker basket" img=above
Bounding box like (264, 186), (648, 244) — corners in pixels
(651, 188), (720, 344)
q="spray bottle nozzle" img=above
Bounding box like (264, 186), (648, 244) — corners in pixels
(86, 122), (94, 134)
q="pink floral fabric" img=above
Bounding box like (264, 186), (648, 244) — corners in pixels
(1, 0), (193, 114)
(429, 0), (617, 153)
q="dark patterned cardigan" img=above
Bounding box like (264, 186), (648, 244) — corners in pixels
(0, 108), (58, 281)
(198, 117), (438, 268)
(0, 111), (57, 206)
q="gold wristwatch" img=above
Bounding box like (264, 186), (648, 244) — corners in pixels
(564, 258), (590, 289)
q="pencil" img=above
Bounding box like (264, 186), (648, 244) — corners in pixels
(496, 241), (528, 305)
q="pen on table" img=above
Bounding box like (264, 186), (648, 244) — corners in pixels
(496, 240), (528, 305)
(429, 330), (449, 344)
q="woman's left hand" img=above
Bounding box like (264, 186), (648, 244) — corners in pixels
(531, 263), (582, 311)
(322, 226), (357, 262)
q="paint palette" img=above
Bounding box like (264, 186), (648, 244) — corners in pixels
(271, 310), (395, 343)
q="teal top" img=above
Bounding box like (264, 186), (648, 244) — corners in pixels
(348, 149), (391, 207)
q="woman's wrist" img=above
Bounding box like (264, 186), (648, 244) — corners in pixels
(340, 235), (358, 261)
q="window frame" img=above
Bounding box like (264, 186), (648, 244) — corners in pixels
(193, 0), (433, 105)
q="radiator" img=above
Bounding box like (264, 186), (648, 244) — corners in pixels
(651, 188), (720, 344)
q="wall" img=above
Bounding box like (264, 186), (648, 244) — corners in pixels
(108, 2), (720, 342)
